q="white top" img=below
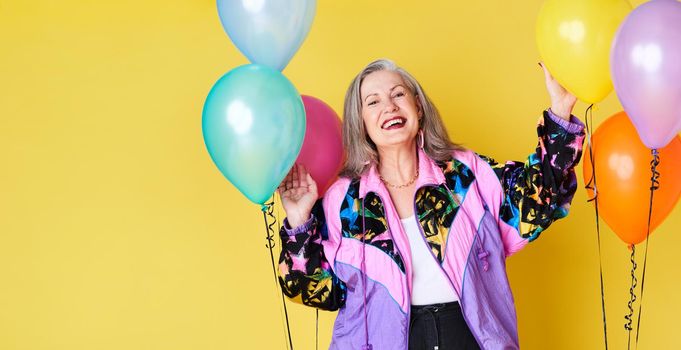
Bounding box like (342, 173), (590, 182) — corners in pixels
(401, 215), (459, 305)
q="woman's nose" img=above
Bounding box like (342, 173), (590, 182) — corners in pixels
(384, 100), (398, 113)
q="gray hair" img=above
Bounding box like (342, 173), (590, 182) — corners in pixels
(339, 59), (465, 178)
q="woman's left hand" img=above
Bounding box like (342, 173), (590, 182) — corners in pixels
(540, 62), (577, 121)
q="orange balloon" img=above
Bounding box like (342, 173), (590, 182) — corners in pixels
(583, 112), (681, 245)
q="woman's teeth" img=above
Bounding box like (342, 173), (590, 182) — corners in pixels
(382, 118), (405, 129)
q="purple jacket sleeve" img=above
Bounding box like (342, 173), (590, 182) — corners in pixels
(278, 200), (346, 310)
(478, 109), (586, 242)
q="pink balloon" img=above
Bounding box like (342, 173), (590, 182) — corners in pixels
(611, 0), (681, 149)
(298, 95), (344, 196)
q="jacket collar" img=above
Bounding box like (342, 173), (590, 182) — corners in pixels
(359, 146), (447, 198)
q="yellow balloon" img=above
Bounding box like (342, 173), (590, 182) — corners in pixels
(536, 0), (632, 103)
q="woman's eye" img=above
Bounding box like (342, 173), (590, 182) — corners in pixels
(393, 91), (405, 98)
(367, 100), (378, 106)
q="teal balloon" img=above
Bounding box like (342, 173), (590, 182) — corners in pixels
(202, 64), (305, 205)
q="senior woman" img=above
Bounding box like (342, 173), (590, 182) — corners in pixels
(277, 59), (585, 350)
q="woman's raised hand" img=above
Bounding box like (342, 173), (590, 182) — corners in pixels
(540, 61), (577, 121)
(277, 164), (319, 228)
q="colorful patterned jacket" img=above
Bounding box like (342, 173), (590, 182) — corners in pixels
(278, 110), (585, 349)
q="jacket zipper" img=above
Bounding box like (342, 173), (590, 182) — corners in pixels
(411, 182), (483, 347)
(366, 191), (412, 348)
(411, 183), (463, 299)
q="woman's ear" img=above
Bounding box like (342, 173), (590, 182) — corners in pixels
(415, 95), (423, 117)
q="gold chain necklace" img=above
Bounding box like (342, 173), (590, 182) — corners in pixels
(379, 168), (419, 189)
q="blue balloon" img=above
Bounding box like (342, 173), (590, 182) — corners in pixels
(202, 64), (306, 205)
(217, 0), (316, 71)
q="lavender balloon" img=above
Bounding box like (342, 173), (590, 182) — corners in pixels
(611, 0), (681, 149)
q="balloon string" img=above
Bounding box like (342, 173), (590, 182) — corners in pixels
(635, 149), (660, 347)
(625, 244), (637, 350)
(584, 104), (597, 203)
(275, 200), (291, 350)
(316, 309), (319, 350)
(583, 104), (609, 350)
(262, 201), (294, 350)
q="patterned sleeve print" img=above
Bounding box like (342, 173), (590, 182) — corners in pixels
(278, 199), (346, 311)
(479, 110), (585, 241)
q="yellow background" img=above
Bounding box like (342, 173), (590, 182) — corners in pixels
(1, 0), (679, 349)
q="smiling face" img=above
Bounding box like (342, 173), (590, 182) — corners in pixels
(360, 70), (422, 151)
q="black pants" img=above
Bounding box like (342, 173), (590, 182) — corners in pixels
(409, 302), (480, 350)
